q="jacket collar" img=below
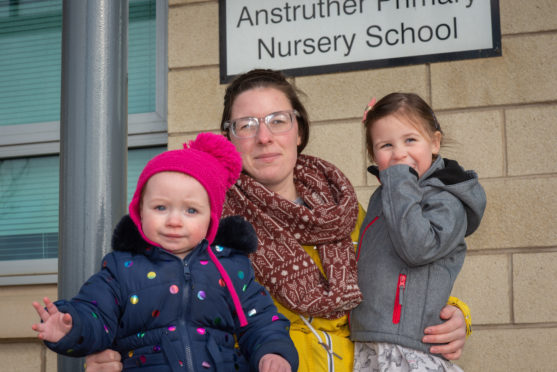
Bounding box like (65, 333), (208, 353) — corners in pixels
(111, 215), (258, 256)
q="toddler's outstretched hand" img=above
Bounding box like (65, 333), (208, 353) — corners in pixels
(258, 353), (291, 372)
(32, 297), (72, 343)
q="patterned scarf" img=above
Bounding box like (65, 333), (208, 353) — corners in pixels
(223, 154), (362, 319)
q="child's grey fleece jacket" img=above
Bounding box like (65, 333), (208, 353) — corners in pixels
(350, 157), (486, 354)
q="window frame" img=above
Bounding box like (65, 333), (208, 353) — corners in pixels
(0, 0), (168, 285)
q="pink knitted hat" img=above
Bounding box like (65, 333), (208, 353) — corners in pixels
(128, 132), (242, 245)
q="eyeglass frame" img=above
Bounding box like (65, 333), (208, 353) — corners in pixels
(223, 110), (299, 138)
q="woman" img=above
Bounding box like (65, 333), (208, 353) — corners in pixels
(85, 69), (468, 372)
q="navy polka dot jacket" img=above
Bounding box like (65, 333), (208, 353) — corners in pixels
(45, 215), (299, 372)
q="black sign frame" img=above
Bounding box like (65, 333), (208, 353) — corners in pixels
(219, 0), (501, 84)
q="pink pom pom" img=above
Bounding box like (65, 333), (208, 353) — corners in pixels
(185, 133), (242, 188)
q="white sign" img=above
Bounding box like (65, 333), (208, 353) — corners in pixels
(219, 0), (501, 82)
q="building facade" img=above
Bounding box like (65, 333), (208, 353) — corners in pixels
(1, 0), (556, 370)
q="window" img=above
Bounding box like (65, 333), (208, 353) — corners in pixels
(0, 0), (168, 285)
(0, 147), (165, 261)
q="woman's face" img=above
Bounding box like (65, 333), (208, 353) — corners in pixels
(229, 87), (301, 199)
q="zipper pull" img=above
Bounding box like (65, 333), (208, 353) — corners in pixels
(183, 261), (191, 281)
(398, 274), (406, 305)
(392, 273), (406, 324)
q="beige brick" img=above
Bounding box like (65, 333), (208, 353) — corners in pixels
(501, 0), (557, 34)
(0, 284), (57, 338)
(295, 66), (428, 122)
(0, 342), (44, 372)
(458, 327), (557, 372)
(355, 186), (376, 208)
(506, 105), (557, 176)
(452, 254), (511, 325)
(304, 120), (367, 188)
(439, 109), (505, 178)
(364, 170), (381, 189)
(46, 348), (57, 372)
(168, 68), (225, 133)
(169, 3), (218, 68)
(513, 252), (557, 323)
(432, 34), (557, 109)
(467, 177), (557, 250)
(168, 133), (203, 150)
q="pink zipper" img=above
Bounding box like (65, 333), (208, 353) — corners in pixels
(392, 273), (406, 324)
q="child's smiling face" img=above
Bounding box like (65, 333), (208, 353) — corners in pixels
(370, 114), (441, 177)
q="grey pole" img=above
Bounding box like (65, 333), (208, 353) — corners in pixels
(59, 1), (128, 371)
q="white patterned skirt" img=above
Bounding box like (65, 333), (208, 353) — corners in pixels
(353, 341), (464, 372)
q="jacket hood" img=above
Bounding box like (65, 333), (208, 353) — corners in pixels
(112, 214), (258, 255)
(424, 157), (486, 236)
(368, 157), (486, 237)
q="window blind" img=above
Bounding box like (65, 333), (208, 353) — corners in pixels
(129, 0), (156, 115)
(0, 156), (59, 261)
(0, 1), (62, 126)
(0, 147), (165, 261)
(0, 0), (157, 127)
(0, 0), (160, 262)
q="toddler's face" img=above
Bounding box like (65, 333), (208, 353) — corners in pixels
(140, 172), (210, 259)
(370, 114), (441, 177)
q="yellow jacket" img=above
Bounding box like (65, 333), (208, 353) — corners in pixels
(272, 205), (366, 372)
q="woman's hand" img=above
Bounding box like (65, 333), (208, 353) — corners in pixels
(259, 353), (292, 372)
(84, 350), (122, 372)
(422, 305), (466, 360)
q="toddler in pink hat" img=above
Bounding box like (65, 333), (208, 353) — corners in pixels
(32, 133), (298, 372)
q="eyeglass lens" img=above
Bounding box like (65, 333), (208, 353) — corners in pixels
(233, 111), (294, 138)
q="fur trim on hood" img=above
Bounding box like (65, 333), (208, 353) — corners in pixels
(111, 215), (258, 255)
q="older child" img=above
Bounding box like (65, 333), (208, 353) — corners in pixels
(32, 132), (298, 372)
(350, 93), (486, 371)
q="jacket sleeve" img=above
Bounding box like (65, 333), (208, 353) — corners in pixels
(44, 252), (124, 356)
(380, 164), (468, 266)
(231, 255), (299, 372)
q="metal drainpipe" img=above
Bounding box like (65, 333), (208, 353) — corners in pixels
(59, 1), (128, 370)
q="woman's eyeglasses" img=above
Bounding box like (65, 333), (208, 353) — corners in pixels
(224, 110), (298, 138)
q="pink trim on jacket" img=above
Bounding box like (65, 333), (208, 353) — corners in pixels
(207, 245), (248, 327)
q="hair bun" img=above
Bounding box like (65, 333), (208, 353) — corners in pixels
(185, 132), (242, 188)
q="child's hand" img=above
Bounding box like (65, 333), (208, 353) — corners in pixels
(258, 353), (291, 372)
(31, 297), (73, 343)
